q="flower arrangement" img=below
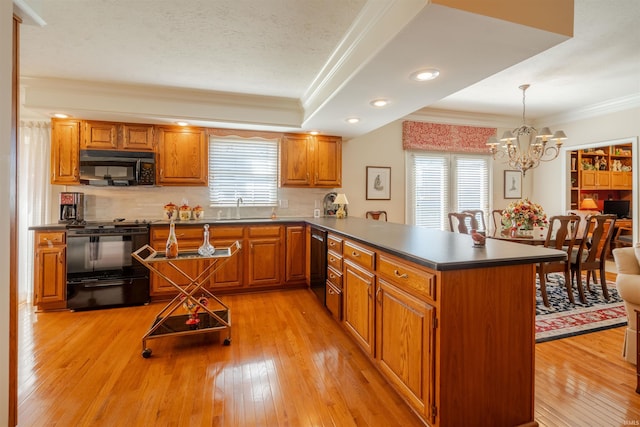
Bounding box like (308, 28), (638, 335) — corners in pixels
(501, 198), (548, 230)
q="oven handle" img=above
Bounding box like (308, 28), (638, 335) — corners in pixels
(67, 230), (149, 238)
(73, 278), (135, 288)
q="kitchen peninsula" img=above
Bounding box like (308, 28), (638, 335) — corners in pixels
(32, 216), (564, 426)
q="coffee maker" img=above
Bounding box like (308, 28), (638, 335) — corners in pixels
(59, 192), (85, 224)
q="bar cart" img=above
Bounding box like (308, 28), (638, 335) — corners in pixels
(132, 241), (241, 358)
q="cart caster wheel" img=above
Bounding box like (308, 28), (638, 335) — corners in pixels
(142, 348), (152, 358)
(223, 338), (231, 346)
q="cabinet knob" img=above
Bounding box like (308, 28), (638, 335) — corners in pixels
(376, 287), (382, 302)
(351, 251), (360, 257)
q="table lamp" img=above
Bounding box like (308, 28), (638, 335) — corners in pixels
(580, 197), (599, 210)
(334, 193), (349, 218)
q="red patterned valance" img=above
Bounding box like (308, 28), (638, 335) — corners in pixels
(402, 121), (496, 154)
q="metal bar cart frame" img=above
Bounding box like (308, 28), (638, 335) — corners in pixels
(132, 241), (241, 358)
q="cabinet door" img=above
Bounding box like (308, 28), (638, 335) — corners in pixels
(156, 126), (208, 185)
(285, 226), (306, 284)
(34, 245), (66, 310)
(247, 238), (281, 286)
(376, 278), (435, 419)
(314, 135), (342, 187)
(343, 259), (375, 355)
(581, 170), (597, 189)
(596, 171), (611, 188)
(209, 238), (244, 290)
(280, 134), (312, 186)
(50, 119), (80, 184)
(82, 121), (118, 150)
(121, 124), (155, 151)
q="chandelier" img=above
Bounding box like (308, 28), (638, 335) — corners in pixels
(487, 84), (567, 176)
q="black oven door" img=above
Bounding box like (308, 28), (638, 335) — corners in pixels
(66, 227), (149, 310)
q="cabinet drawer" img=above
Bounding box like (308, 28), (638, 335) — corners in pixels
(327, 234), (343, 254)
(326, 281), (342, 321)
(344, 240), (375, 270)
(36, 232), (65, 246)
(151, 225), (202, 241)
(248, 226), (281, 237)
(327, 266), (343, 289)
(377, 254), (436, 300)
(210, 226), (244, 239)
(327, 251), (343, 272)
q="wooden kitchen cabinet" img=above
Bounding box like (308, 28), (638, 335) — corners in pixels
(285, 225), (306, 284)
(156, 126), (208, 185)
(343, 239), (376, 356)
(581, 169), (610, 189)
(209, 226), (244, 290)
(246, 226), (282, 287)
(50, 118), (81, 184)
(376, 253), (436, 420)
(82, 120), (154, 151)
(33, 231), (67, 311)
(280, 134), (342, 187)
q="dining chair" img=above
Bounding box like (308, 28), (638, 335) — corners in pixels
(448, 212), (476, 234)
(570, 214), (617, 303)
(536, 215), (581, 306)
(462, 209), (486, 232)
(491, 209), (504, 231)
(365, 210), (388, 221)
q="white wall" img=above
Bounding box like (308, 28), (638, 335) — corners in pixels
(1, 0), (12, 424)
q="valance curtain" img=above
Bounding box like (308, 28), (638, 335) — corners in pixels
(18, 121), (52, 304)
(402, 121), (496, 153)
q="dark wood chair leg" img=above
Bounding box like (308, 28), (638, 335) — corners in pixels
(539, 268), (550, 307)
(576, 267), (587, 303)
(563, 269), (575, 304)
(599, 266), (610, 300)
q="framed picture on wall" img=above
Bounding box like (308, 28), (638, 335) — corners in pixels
(366, 166), (391, 200)
(504, 170), (522, 199)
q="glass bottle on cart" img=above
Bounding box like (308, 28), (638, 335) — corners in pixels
(166, 221), (179, 258)
(198, 224), (215, 256)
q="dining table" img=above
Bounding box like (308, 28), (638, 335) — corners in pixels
(488, 227), (549, 245)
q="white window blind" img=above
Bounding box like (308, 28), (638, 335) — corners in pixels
(407, 151), (490, 230)
(208, 137), (278, 207)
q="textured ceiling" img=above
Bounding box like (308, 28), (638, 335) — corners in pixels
(17, 0), (640, 138)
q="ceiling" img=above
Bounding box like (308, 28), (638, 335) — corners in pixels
(16, 0), (640, 139)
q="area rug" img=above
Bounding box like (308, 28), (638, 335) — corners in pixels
(535, 273), (627, 343)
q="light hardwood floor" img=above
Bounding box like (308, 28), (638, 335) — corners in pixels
(17, 288), (640, 426)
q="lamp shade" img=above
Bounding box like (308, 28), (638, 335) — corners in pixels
(580, 197), (599, 210)
(334, 193), (349, 205)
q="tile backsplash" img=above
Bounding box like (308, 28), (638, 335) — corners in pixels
(55, 185), (334, 223)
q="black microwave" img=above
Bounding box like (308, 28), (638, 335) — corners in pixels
(79, 150), (155, 186)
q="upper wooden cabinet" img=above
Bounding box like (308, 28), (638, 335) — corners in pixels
(51, 118), (81, 185)
(82, 121), (154, 151)
(280, 134), (342, 187)
(156, 126), (208, 186)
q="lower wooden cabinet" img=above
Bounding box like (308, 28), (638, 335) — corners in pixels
(247, 226), (282, 287)
(376, 278), (435, 420)
(33, 231), (67, 311)
(343, 259), (375, 355)
(285, 225), (306, 284)
(150, 223), (303, 298)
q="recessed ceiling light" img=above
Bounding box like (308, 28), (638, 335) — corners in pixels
(345, 117), (360, 124)
(410, 68), (440, 82)
(53, 113), (69, 118)
(176, 121), (189, 126)
(370, 99), (389, 108)
(309, 131), (319, 135)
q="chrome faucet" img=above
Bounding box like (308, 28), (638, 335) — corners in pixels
(235, 197), (243, 219)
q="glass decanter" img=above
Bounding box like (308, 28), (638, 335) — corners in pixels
(197, 224), (215, 256)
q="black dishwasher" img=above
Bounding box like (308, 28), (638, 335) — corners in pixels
(310, 227), (327, 304)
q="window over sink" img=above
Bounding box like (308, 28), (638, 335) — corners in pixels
(208, 137), (278, 207)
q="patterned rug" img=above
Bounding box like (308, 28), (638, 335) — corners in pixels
(535, 273), (627, 343)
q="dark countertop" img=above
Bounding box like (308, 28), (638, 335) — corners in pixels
(30, 216), (565, 272)
(305, 217), (566, 271)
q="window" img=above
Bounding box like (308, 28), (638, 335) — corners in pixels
(208, 137), (278, 207)
(406, 151), (490, 230)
